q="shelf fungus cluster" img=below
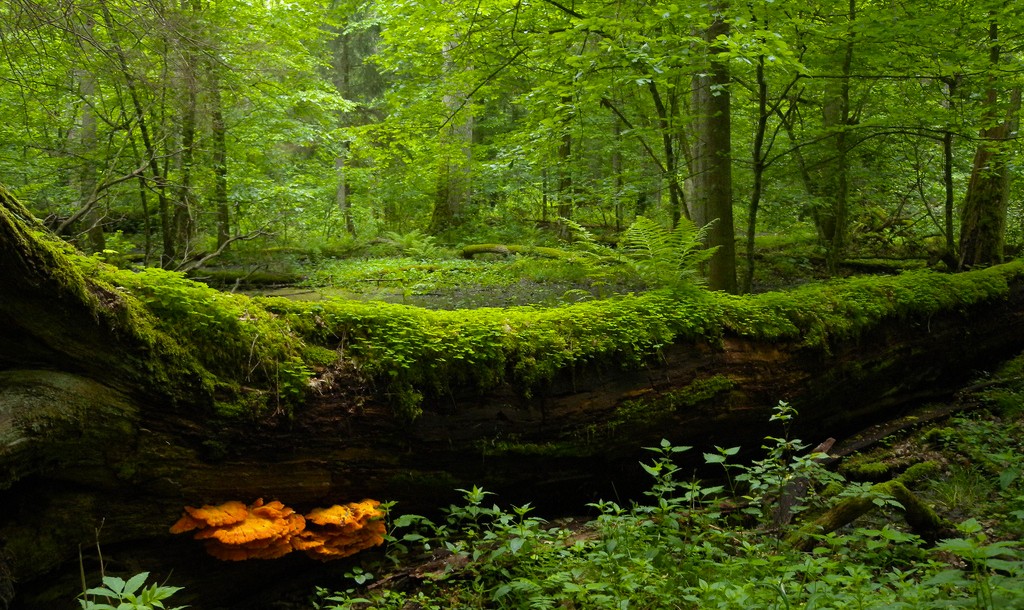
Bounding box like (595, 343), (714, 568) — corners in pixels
(170, 498), (385, 561)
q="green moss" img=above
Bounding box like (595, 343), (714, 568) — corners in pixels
(840, 459), (892, 482)
(89, 259), (1024, 420)
(899, 461), (942, 486)
(720, 261), (1024, 346)
(611, 375), (735, 428)
(302, 345), (340, 368)
(85, 257), (1024, 420)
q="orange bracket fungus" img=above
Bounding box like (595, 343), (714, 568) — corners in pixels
(170, 498), (385, 561)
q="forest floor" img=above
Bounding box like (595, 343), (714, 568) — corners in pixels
(203, 232), (932, 309)
(290, 354), (1024, 610)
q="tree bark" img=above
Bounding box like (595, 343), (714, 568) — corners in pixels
(689, 2), (737, 293)
(822, 0), (856, 275)
(743, 54), (769, 294)
(4, 189), (1024, 607)
(72, 15), (105, 252)
(958, 21), (1019, 270)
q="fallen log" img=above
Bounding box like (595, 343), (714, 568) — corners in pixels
(786, 479), (950, 551)
(460, 243), (569, 259)
(3, 186), (1024, 608)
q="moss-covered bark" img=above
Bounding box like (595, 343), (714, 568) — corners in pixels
(0, 186), (215, 409)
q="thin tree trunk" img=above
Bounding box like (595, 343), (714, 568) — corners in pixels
(611, 118), (624, 232)
(743, 54), (769, 294)
(99, 2), (171, 265)
(557, 94), (573, 235)
(429, 39), (473, 234)
(210, 68), (230, 249)
(332, 24), (357, 237)
(647, 81), (687, 224)
(73, 15), (105, 251)
(174, 73), (197, 261)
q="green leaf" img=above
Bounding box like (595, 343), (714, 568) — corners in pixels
(121, 572), (150, 597)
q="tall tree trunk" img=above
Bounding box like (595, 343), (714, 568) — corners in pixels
(556, 93), (573, 236)
(332, 24), (357, 237)
(173, 74), (197, 262)
(558, 131), (573, 218)
(170, 0), (201, 264)
(611, 118), (624, 232)
(74, 16), (105, 252)
(647, 81), (687, 224)
(823, 0), (856, 275)
(689, 2), (736, 293)
(210, 67), (230, 249)
(429, 40), (473, 234)
(99, 2), (172, 265)
(959, 21), (1019, 269)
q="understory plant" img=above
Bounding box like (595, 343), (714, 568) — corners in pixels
(562, 215), (717, 291)
(315, 403), (1024, 609)
(79, 572), (184, 610)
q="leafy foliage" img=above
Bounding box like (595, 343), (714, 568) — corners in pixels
(317, 404), (1024, 609)
(79, 572), (184, 610)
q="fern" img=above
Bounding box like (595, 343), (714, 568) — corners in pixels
(619, 216), (717, 289)
(561, 216), (716, 290)
(382, 229), (442, 260)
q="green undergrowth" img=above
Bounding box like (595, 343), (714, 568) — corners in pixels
(311, 403), (1024, 610)
(66, 248), (1024, 420)
(297, 255), (641, 308)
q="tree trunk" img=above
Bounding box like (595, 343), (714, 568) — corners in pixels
(647, 81), (687, 225)
(959, 21), (1019, 270)
(689, 2), (736, 293)
(210, 67), (230, 249)
(99, 2), (172, 267)
(556, 93), (574, 236)
(743, 54), (769, 294)
(823, 0), (856, 275)
(4, 189), (1024, 607)
(332, 25), (358, 237)
(72, 15), (105, 252)
(429, 40), (473, 234)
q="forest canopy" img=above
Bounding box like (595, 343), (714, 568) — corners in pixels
(1, 0), (1022, 292)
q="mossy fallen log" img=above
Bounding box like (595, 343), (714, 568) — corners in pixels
(786, 480), (950, 551)
(3, 185), (1024, 607)
(460, 243), (569, 259)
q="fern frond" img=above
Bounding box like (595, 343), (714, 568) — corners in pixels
(618, 216), (717, 289)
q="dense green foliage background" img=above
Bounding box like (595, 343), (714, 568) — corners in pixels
(3, 0), (1022, 290)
